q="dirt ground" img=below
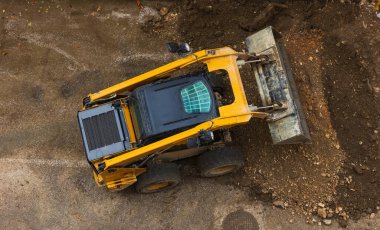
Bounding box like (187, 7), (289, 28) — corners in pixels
(127, 0), (380, 225)
(0, 0), (379, 229)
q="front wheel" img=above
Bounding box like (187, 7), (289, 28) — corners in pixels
(197, 146), (244, 177)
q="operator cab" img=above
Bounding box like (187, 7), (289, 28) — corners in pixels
(129, 72), (219, 145)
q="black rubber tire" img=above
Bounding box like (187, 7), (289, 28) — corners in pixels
(197, 146), (244, 177)
(136, 162), (181, 194)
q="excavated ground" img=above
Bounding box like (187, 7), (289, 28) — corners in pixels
(0, 0), (379, 228)
(142, 0), (380, 224)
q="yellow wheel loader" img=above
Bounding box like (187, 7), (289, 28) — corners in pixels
(77, 27), (310, 193)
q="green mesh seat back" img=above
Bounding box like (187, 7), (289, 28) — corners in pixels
(181, 81), (211, 114)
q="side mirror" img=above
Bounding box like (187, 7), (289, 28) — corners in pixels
(186, 130), (214, 148)
(166, 42), (191, 55)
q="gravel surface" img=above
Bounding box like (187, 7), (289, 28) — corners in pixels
(0, 0), (379, 228)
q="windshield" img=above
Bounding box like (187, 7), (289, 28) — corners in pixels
(180, 81), (211, 114)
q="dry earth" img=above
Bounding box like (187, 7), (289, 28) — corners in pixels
(144, 0), (380, 226)
(0, 0), (379, 229)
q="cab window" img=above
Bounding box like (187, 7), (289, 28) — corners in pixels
(180, 81), (211, 114)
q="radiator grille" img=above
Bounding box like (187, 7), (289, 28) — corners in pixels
(82, 111), (121, 151)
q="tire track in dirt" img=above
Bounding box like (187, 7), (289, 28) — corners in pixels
(0, 158), (87, 168)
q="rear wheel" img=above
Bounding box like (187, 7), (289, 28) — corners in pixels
(197, 146), (244, 177)
(136, 162), (181, 194)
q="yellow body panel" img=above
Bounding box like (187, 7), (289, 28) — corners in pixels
(121, 103), (137, 145)
(95, 167), (145, 191)
(85, 47), (267, 190)
(89, 48), (235, 101)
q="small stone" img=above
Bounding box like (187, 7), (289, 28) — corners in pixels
(307, 105), (313, 111)
(159, 7), (169, 16)
(273, 200), (285, 209)
(317, 208), (327, 219)
(323, 219), (332, 225)
(359, 140), (363, 145)
(339, 219), (348, 228)
(340, 212), (348, 220)
(325, 133), (330, 139)
(317, 203), (325, 208)
(374, 87), (380, 93)
(335, 144), (340, 149)
(353, 165), (363, 175)
(370, 213), (375, 219)
(308, 56), (313, 62)
(204, 5), (213, 12)
(289, 219), (293, 223)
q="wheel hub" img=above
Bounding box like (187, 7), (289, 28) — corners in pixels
(146, 181), (171, 191)
(208, 165), (236, 176)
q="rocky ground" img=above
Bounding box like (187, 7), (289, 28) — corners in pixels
(141, 0), (380, 227)
(0, 0), (379, 229)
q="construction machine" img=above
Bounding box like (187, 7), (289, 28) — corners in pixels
(77, 27), (310, 193)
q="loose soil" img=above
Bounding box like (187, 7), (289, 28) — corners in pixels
(141, 0), (380, 224)
(1, 0), (379, 228)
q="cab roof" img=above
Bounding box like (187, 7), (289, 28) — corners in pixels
(131, 72), (219, 145)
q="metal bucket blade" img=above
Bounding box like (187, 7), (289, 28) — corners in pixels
(246, 26), (311, 145)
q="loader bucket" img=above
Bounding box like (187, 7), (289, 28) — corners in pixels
(245, 26), (311, 145)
